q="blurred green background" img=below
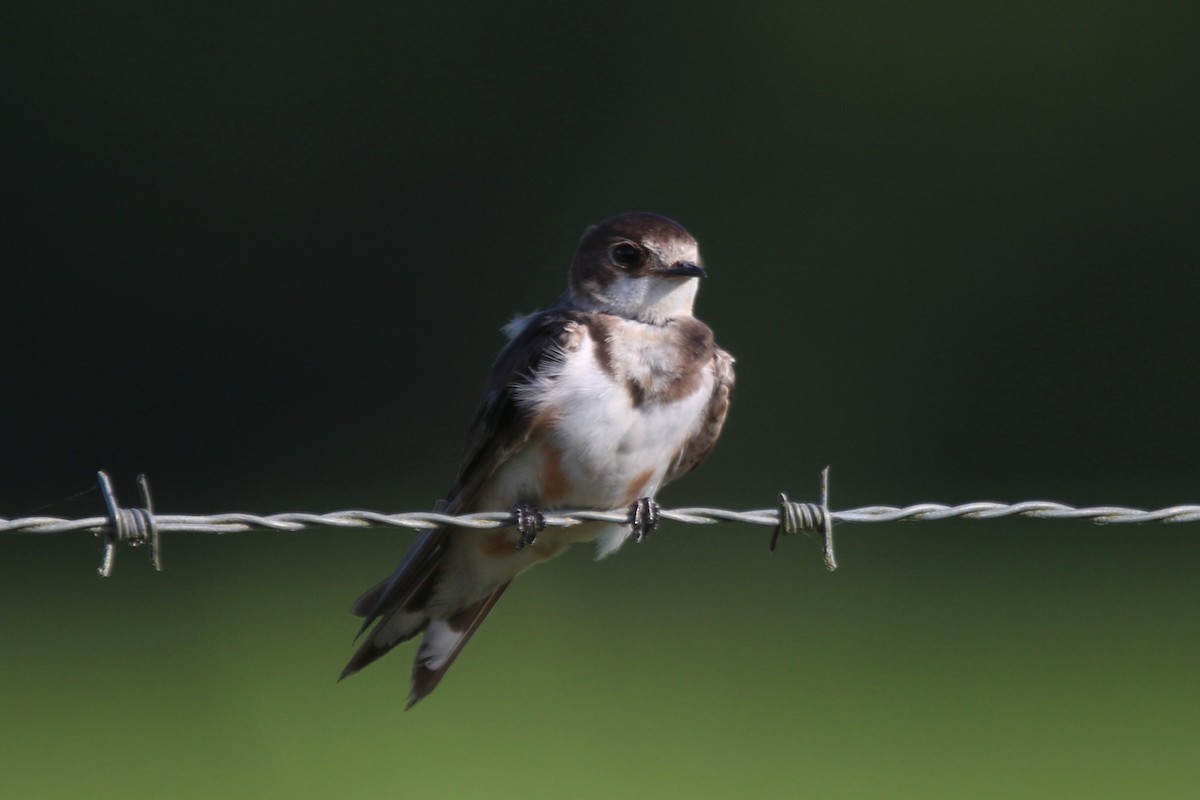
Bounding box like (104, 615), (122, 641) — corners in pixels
(3, 2), (1199, 798)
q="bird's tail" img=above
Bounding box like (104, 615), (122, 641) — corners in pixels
(407, 582), (509, 708)
(339, 527), (511, 708)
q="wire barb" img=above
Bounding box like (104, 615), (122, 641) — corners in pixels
(771, 466), (836, 570)
(96, 471), (161, 577)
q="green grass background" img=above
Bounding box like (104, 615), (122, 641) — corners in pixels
(3, 1), (1199, 797)
(5, 523), (1199, 798)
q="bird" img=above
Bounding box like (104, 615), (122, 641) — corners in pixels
(341, 211), (735, 707)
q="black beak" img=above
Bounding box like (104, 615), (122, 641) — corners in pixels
(657, 260), (707, 279)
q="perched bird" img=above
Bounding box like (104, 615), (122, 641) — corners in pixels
(341, 212), (735, 707)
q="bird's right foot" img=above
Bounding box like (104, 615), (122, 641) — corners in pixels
(513, 503), (546, 549)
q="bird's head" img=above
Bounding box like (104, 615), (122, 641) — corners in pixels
(566, 212), (706, 324)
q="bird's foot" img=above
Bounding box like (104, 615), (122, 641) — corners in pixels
(513, 503), (546, 549)
(630, 497), (661, 543)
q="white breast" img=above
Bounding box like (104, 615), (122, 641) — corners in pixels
(522, 323), (713, 508)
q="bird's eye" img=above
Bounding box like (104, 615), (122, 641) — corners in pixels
(609, 242), (642, 269)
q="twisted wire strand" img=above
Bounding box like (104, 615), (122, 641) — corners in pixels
(4, 470), (1196, 576)
(5, 500), (1199, 537)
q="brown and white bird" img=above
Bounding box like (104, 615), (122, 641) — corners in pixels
(341, 212), (735, 707)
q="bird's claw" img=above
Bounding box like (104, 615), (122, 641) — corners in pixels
(513, 503), (546, 549)
(630, 497), (661, 543)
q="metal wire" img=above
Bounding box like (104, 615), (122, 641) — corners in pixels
(10, 499), (1200, 535)
(2, 471), (1197, 575)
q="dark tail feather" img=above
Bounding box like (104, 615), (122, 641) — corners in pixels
(340, 627), (419, 681)
(342, 524), (510, 706)
(339, 571), (433, 681)
(350, 577), (389, 619)
(340, 527), (448, 680)
(407, 582), (511, 709)
(350, 527), (449, 640)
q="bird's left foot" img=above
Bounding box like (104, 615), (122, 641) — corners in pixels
(630, 497), (661, 543)
(513, 503), (546, 549)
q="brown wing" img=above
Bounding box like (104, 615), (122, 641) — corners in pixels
(665, 345), (735, 484)
(442, 309), (588, 513)
(345, 310), (588, 647)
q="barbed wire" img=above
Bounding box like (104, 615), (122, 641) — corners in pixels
(2, 471), (1197, 576)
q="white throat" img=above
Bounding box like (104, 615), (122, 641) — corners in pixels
(582, 274), (699, 324)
